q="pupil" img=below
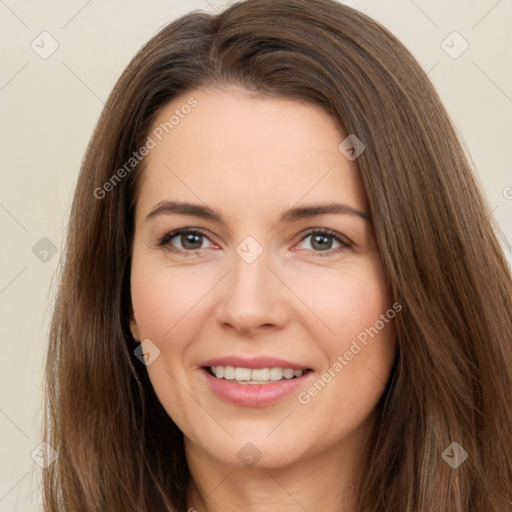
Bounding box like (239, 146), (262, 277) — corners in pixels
(312, 234), (331, 251)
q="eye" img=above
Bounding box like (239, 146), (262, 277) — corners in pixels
(295, 229), (352, 257)
(158, 228), (214, 254)
(157, 227), (352, 258)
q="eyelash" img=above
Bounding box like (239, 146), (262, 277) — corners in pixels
(157, 227), (352, 258)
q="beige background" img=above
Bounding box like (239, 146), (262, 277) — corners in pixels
(0, 0), (511, 509)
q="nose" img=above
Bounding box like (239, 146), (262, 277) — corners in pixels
(214, 245), (291, 335)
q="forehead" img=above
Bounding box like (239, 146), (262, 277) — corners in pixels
(136, 87), (367, 218)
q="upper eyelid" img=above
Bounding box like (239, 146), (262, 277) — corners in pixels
(161, 227), (215, 245)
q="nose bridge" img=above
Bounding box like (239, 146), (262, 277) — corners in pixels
(215, 238), (288, 330)
(229, 242), (274, 308)
(232, 243), (269, 294)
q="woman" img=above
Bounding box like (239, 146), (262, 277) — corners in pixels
(43, 0), (512, 510)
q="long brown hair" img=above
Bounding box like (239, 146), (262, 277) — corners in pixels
(43, 0), (512, 510)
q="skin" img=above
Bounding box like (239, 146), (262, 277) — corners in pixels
(130, 86), (398, 512)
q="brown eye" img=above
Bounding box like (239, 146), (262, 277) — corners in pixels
(310, 233), (334, 251)
(179, 232), (204, 250)
(296, 229), (352, 257)
(158, 228), (214, 253)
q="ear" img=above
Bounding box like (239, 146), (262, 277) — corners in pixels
(129, 310), (141, 341)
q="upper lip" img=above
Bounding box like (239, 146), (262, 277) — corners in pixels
(200, 356), (310, 371)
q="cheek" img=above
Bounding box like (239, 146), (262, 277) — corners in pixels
(296, 262), (397, 438)
(294, 256), (397, 401)
(130, 251), (205, 341)
(293, 258), (392, 345)
(129, 252), (202, 425)
(130, 266), (174, 340)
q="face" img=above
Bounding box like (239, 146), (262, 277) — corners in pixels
(130, 86), (398, 470)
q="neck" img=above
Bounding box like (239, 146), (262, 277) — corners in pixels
(185, 416), (373, 512)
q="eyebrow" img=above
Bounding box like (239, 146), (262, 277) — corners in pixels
(145, 200), (371, 224)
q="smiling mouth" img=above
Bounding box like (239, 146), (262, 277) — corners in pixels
(206, 365), (312, 384)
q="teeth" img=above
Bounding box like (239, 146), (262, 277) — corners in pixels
(234, 367), (251, 380)
(269, 368), (283, 380)
(210, 366), (306, 383)
(224, 366), (235, 379)
(251, 368), (269, 380)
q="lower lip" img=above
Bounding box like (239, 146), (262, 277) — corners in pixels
(201, 368), (313, 407)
